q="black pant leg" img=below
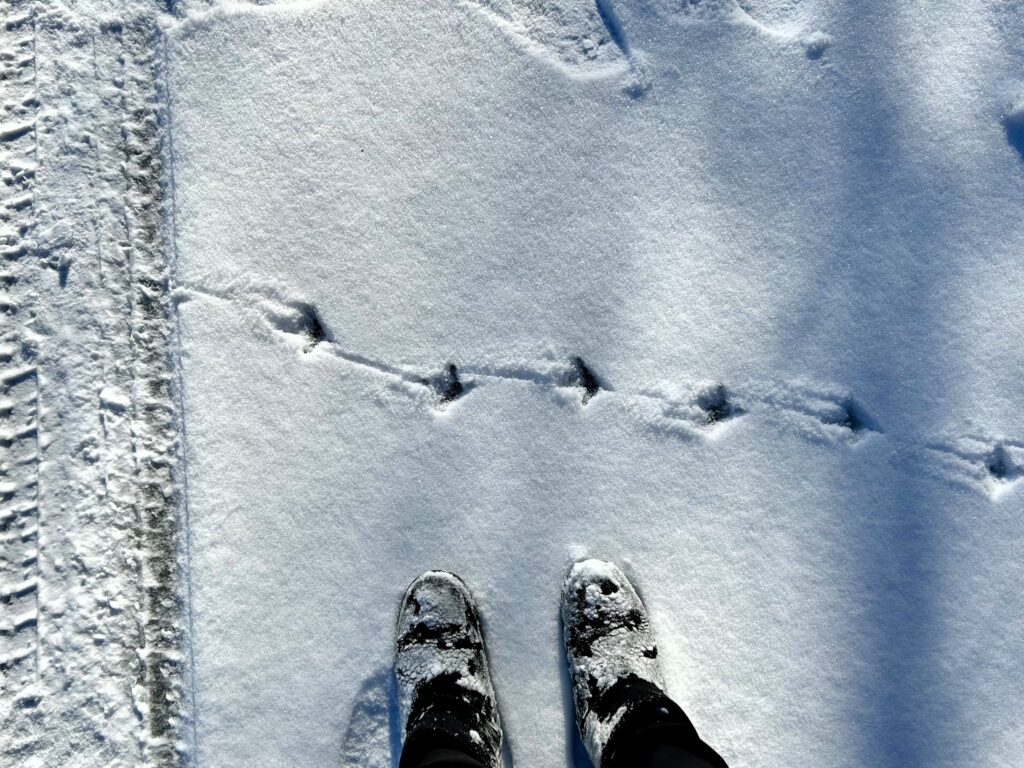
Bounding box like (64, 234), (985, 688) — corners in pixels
(618, 725), (729, 768)
(403, 746), (487, 768)
(399, 728), (488, 768)
(398, 672), (497, 768)
(601, 680), (729, 768)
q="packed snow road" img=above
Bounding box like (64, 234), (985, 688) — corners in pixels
(2, 1), (184, 765)
(3, 0), (1024, 767)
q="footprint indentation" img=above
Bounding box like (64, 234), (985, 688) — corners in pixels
(694, 383), (743, 426)
(566, 356), (601, 404)
(1003, 102), (1024, 163)
(420, 364), (467, 408)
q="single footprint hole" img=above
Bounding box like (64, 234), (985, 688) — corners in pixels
(299, 304), (327, 351)
(986, 444), (1021, 483)
(420, 364), (466, 407)
(695, 384), (743, 425)
(15, 694), (41, 710)
(266, 300), (329, 352)
(801, 31), (831, 60)
(567, 357), (601, 404)
(826, 397), (881, 434)
(1003, 107), (1024, 163)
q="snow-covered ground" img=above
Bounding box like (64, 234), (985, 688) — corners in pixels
(5, 0), (1024, 766)
(163, 1), (1024, 767)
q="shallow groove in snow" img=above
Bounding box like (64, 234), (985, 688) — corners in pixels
(461, 0), (629, 77)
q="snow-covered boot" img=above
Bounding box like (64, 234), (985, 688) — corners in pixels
(561, 558), (680, 768)
(395, 571), (503, 768)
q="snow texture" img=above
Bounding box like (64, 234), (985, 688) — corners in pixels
(3, 0), (1024, 766)
(2, 0), (186, 765)
(160, 1), (1024, 767)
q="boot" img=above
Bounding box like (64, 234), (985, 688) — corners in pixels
(561, 559), (670, 767)
(396, 571), (503, 768)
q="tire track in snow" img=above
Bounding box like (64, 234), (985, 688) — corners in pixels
(0, 0), (42, 722)
(4, 6), (189, 766)
(120, 18), (188, 766)
(0, 367), (41, 709)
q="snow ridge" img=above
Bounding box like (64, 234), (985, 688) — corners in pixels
(122, 18), (189, 767)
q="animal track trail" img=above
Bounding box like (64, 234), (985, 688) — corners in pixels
(178, 282), (612, 409)
(920, 435), (1024, 498)
(179, 282), (1024, 499)
(184, 284), (877, 441)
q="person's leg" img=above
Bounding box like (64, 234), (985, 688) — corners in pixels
(627, 742), (726, 768)
(599, 678), (729, 768)
(406, 749), (486, 768)
(400, 728), (487, 768)
(395, 571), (503, 768)
(398, 672), (493, 768)
(561, 559), (730, 768)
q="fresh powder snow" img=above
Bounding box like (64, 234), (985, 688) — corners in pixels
(161, 1), (1024, 767)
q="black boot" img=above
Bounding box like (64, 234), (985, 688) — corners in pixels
(396, 571), (503, 768)
(561, 559), (728, 768)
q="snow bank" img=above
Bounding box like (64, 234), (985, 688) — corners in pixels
(163, 1), (1024, 766)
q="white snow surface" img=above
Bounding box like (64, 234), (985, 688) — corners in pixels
(162, 1), (1024, 767)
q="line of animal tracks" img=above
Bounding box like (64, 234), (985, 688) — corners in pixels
(176, 282), (1024, 501)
